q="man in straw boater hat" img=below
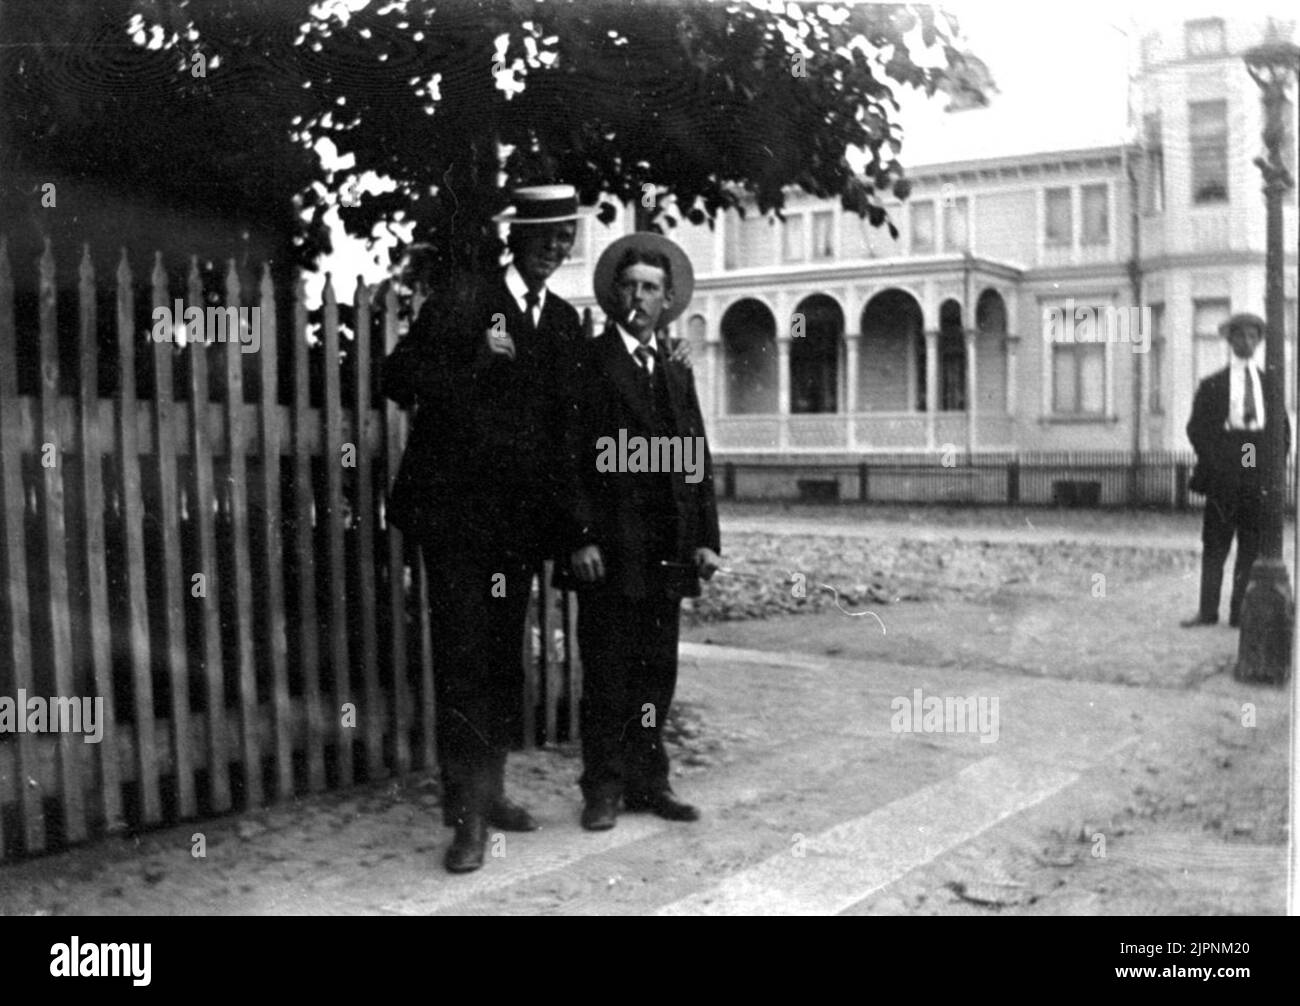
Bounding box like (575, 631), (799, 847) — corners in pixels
(1183, 311), (1290, 628)
(384, 184), (586, 872)
(556, 232), (721, 831)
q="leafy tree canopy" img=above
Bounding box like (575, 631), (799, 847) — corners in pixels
(1, 0), (992, 289)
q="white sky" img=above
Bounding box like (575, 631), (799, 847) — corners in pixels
(312, 0), (1293, 299)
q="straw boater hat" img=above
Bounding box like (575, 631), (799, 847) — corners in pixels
(493, 184), (580, 224)
(593, 232), (695, 328)
(1219, 312), (1267, 337)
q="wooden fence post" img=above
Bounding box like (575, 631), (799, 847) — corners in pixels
(37, 240), (86, 844)
(257, 265), (293, 799)
(321, 276), (353, 786)
(353, 278), (383, 779)
(76, 245), (123, 835)
(116, 248), (163, 825)
(186, 256), (230, 813)
(381, 286), (412, 774)
(150, 251), (194, 819)
(223, 263), (262, 808)
(0, 236), (43, 855)
(291, 274), (326, 792)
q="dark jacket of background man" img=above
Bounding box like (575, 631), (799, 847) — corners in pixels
(1185, 350), (1291, 626)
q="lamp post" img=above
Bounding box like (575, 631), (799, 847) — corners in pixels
(1236, 38), (1299, 685)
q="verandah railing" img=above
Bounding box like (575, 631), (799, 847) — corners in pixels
(0, 239), (580, 862)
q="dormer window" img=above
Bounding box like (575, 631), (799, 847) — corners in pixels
(910, 201), (935, 254)
(1081, 185), (1109, 245)
(782, 214), (806, 262)
(942, 196), (969, 252)
(1044, 187), (1072, 246)
(811, 211), (835, 259)
(1185, 18), (1226, 58)
(1190, 100), (1229, 203)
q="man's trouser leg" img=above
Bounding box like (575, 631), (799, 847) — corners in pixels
(623, 596), (682, 798)
(424, 544), (533, 825)
(1199, 496), (1236, 621)
(576, 591), (634, 803)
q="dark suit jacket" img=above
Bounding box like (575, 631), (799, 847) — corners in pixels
(383, 272), (584, 554)
(556, 327), (720, 599)
(1187, 365), (1291, 500)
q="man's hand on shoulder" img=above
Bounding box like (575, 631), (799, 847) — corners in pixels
(666, 337), (692, 370)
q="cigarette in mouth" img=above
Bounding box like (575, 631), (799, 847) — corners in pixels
(627, 309), (639, 326)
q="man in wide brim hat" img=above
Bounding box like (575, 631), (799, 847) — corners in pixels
(592, 231), (695, 336)
(559, 229), (719, 833)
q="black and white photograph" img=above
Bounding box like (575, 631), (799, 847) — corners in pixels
(0, 0), (1295, 942)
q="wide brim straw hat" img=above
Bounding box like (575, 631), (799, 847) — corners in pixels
(593, 232), (695, 327)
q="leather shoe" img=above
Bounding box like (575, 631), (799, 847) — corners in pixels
(1179, 614), (1218, 628)
(581, 797), (618, 831)
(487, 797), (539, 832)
(624, 790), (699, 822)
(443, 815), (488, 873)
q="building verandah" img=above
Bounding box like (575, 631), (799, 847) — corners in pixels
(683, 256), (1024, 453)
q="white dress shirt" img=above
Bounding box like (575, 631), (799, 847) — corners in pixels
(618, 325), (657, 374)
(1227, 356), (1264, 431)
(504, 264), (546, 327)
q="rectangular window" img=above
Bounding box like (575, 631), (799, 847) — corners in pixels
(1081, 184), (1109, 245)
(1045, 187), (1072, 245)
(1193, 299), (1231, 384)
(910, 200), (935, 253)
(1052, 343), (1105, 414)
(942, 196), (969, 252)
(1148, 304), (1164, 413)
(1143, 113), (1164, 214)
(1190, 100), (1229, 204)
(782, 214), (806, 262)
(811, 210), (835, 260)
(726, 212), (778, 270)
(1185, 18), (1226, 58)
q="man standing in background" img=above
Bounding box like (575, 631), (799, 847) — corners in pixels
(1183, 312), (1290, 629)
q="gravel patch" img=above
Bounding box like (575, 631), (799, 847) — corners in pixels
(686, 531), (1199, 626)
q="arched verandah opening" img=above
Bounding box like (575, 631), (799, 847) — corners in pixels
(790, 294), (844, 414)
(722, 298), (777, 414)
(859, 289), (923, 411)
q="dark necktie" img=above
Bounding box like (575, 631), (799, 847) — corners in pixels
(1243, 366), (1257, 428)
(523, 289), (540, 332)
(634, 344), (655, 376)
(635, 344), (658, 414)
